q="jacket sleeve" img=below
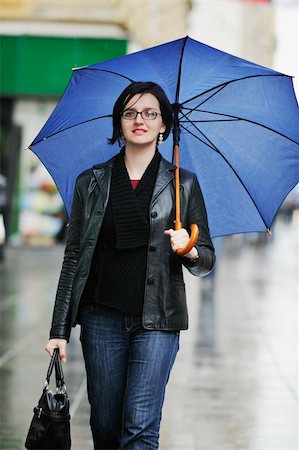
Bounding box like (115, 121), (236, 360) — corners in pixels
(181, 174), (216, 277)
(49, 178), (83, 341)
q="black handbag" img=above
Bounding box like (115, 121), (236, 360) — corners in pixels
(25, 348), (71, 449)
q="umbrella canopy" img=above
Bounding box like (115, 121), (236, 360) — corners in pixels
(29, 36), (299, 238)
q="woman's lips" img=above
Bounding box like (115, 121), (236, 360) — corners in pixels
(132, 129), (147, 135)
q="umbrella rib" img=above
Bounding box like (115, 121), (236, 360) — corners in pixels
(30, 114), (112, 147)
(180, 118), (239, 123)
(180, 124), (270, 229)
(182, 105), (240, 121)
(180, 110), (219, 151)
(180, 73), (289, 107)
(185, 84), (228, 112)
(80, 68), (135, 83)
(175, 36), (188, 104)
(194, 108), (299, 146)
(179, 123), (219, 152)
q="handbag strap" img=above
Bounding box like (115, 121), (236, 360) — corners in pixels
(54, 351), (65, 390)
(46, 348), (58, 383)
(45, 348), (66, 391)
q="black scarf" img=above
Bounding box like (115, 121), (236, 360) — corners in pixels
(110, 148), (161, 250)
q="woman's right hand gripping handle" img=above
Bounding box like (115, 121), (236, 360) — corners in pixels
(45, 339), (67, 363)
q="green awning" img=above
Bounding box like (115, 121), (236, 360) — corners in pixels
(0, 35), (127, 96)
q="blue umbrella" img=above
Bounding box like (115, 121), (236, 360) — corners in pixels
(29, 36), (299, 238)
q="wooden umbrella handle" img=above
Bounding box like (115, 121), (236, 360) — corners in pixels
(175, 223), (199, 256)
(174, 143), (199, 256)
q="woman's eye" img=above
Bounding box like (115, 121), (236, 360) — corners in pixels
(124, 110), (135, 118)
(144, 110), (156, 119)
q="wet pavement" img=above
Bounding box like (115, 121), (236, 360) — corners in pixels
(0, 217), (298, 450)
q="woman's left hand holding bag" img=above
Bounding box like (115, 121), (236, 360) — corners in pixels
(45, 338), (67, 363)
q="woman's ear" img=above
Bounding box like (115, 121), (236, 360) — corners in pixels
(120, 131), (126, 144)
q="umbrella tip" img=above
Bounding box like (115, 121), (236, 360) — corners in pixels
(24, 145), (29, 150)
(267, 228), (272, 236)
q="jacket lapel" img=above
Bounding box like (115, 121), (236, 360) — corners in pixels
(151, 157), (175, 202)
(92, 159), (114, 209)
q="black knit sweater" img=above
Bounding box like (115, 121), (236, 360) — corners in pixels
(81, 150), (161, 315)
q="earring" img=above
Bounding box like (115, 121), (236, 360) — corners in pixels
(158, 133), (164, 145)
(120, 133), (126, 145)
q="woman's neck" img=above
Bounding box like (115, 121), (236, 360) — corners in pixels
(124, 144), (156, 180)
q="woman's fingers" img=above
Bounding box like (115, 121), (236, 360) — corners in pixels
(164, 228), (190, 251)
(45, 339), (67, 362)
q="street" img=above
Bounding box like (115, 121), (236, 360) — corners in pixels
(0, 217), (298, 450)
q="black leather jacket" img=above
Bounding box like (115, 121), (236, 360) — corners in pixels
(50, 155), (215, 341)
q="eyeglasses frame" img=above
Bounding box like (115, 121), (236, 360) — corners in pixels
(121, 109), (162, 120)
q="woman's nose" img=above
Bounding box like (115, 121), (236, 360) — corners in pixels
(134, 112), (145, 123)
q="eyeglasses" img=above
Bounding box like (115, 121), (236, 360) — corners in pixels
(121, 109), (162, 120)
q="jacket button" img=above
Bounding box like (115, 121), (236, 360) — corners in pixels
(149, 245), (156, 252)
(147, 278), (154, 285)
(151, 211), (157, 218)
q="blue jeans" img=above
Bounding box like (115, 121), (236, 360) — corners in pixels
(79, 304), (179, 450)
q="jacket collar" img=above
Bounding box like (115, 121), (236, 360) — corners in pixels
(91, 152), (176, 200)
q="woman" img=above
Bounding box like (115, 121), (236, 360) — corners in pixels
(45, 81), (215, 449)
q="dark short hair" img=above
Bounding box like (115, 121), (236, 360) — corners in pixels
(108, 81), (173, 145)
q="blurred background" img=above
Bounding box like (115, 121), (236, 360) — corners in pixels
(0, 1), (298, 449)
